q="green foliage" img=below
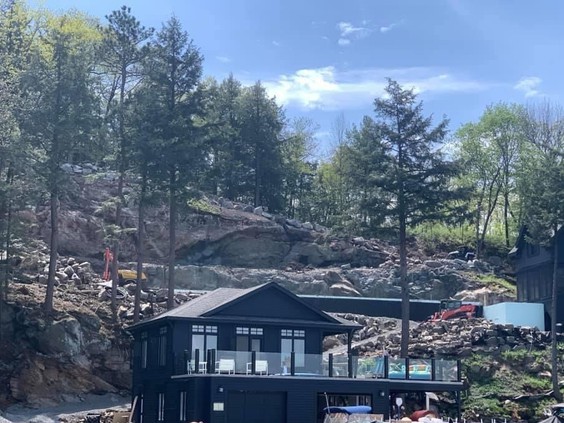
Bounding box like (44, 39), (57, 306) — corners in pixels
(453, 103), (525, 255)
(471, 273), (516, 293)
(187, 198), (221, 216)
(411, 223), (475, 254)
(462, 350), (564, 420)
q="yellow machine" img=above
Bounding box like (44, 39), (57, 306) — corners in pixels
(117, 269), (147, 286)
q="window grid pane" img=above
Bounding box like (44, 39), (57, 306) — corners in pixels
(158, 393), (165, 421)
(141, 339), (148, 369)
(179, 391), (187, 421)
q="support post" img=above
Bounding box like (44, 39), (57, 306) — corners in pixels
(328, 353), (334, 378)
(290, 351), (295, 376)
(251, 350), (256, 375)
(194, 349), (200, 374)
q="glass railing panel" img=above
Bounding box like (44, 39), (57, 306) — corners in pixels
(408, 358), (432, 380)
(355, 356), (385, 379)
(434, 359), (459, 381)
(331, 353), (349, 378)
(215, 350), (250, 374)
(388, 357), (406, 379)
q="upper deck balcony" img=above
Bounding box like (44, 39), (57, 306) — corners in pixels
(173, 349), (461, 382)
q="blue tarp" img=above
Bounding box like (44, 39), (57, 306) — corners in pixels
(323, 406), (372, 415)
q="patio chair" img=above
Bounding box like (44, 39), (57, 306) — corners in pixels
(188, 360), (207, 374)
(246, 360), (268, 375)
(216, 359), (235, 374)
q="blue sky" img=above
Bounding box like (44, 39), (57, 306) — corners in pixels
(35, 0), (563, 155)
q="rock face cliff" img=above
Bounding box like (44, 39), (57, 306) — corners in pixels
(0, 172), (522, 413)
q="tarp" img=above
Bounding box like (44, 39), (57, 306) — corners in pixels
(324, 406), (372, 415)
(539, 416), (564, 423)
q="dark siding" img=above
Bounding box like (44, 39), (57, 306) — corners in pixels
(306, 328), (322, 355)
(172, 321), (190, 357)
(214, 288), (329, 322)
(157, 375), (463, 423)
(226, 391), (286, 423)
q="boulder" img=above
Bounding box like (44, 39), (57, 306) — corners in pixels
(36, 317), (84, 356)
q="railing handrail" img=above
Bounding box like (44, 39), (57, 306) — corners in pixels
(174, 349), (461, 382)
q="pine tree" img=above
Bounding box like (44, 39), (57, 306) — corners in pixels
(371, 79), (462, 357)
(22, 12), (100, 313)
(143, 16), (204, 309)
(239, 82), (285, 210)
(100, 6), (153, 318)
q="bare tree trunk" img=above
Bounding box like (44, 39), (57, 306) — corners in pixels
(168, 169), (176, 310)
(399, 215), (409, 358)
(1, 165), (13, 302)
(504, 178), (510, 248)
(44, 45), (63, 315)
(552, 227), (562, 401)
(110, 172), (124, 321)
(475, 203), (481, 257)
(44, 190), (58, 314)
(134, 168), (147, 323)
(397, 128), (409, 358)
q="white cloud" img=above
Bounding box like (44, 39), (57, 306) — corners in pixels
(514, 76), (542, 97)
(380, 20), (405, 33)
(380, 23), (397, 33)
(272, 40), (281, 47)
(336, 21), (371, 45)
(216, 56), (231, 63)
(261, 66), (490, 111)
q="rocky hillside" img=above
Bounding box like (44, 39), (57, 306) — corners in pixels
(327, 315), (564, 421)
(0, 171), (533, 418)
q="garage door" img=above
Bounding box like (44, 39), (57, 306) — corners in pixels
(227, 391), (286, 423)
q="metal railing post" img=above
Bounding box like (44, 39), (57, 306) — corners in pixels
(194, 349), (200, 374)
(290, 352), (295, 376)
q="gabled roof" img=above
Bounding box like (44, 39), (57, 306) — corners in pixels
(128, 282), (361, 332)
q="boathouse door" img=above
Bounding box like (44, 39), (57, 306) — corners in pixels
(226, 391), (286, 423)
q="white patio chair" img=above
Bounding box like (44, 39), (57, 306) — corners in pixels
(188, 360), (207, 374)
(216, 359), (235, 374)
(246, 360), (268, 375)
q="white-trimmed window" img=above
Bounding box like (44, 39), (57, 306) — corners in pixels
(236, 327), (263, 335)
(158, 327), (167, 366)
(139, 394), (144, 423)
(157, 392), (165, 421)
(141, 332), (148, 369)
(179, 391), (187, 421)
(191, 325), (218, 358)
(281, 329), (305, 367)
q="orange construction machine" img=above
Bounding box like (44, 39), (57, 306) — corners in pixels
(429, 299), (478, 321)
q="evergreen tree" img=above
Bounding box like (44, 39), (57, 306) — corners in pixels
(239, 82), (285, 211)
(0, 0), (38, 305)
(202, 75), (245, 198)
(281, 117), (318, 219)
(345, 117), (391, 235)
(22, 11), (100, 313)
(143, 16), (204, 309)
(100, 6), (153, 318)
(371, 79), (462, 356)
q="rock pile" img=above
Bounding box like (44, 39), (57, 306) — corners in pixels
(329, 315), (558, 359)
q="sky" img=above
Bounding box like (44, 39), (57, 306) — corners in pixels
(32, 0), (564, 156)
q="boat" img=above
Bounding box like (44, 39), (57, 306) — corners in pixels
(323, 405), (384, 423)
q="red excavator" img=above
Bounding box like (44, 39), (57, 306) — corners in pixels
(429, 299), (478, 321)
